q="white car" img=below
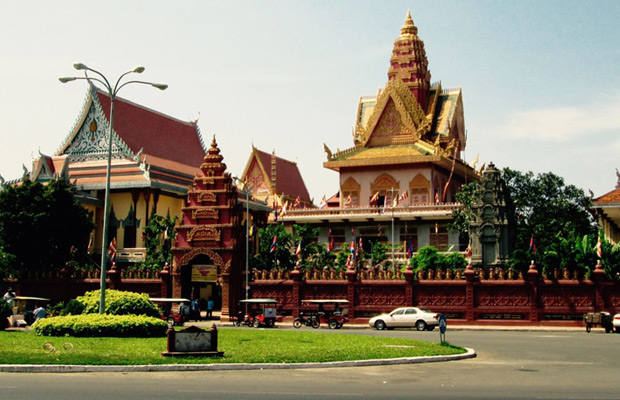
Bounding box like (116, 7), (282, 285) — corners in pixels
(613, 313), (620, 333)
(369, 307), (439, 331)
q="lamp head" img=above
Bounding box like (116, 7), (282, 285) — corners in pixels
(151, 83), (168, 90)
(59, 77), (77, 83)
(73, 63), (88, 71)
(133, 66), (145, 73)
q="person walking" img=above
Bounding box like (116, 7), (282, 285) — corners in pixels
(207, 297), (214, 320)
(33, 304), (46, 321)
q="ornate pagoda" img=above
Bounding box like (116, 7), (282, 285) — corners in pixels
(172, 136), (270, 319)
(282, 11), (478, 259)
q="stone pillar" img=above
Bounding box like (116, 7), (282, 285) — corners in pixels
(107, 263), (119, 290)
(404, 264), (414, 305)
(527, 261), (539, 322)
(464, 262), (476, 322)
(592, 261), (606, 312)
(159, 264), (170, 298)
(290, 266), (302, 317)
(346, 266), (357, 319)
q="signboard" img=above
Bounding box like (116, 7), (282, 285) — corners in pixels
(192, 264), (217, 283)
(438, 314), (447, 343)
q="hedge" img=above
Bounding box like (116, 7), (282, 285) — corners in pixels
(33, 314), (168, 337)
(74, 289), (160, 318)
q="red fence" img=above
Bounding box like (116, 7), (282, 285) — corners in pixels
(5, 265), (169, 305)
(248, 264), (620, 326)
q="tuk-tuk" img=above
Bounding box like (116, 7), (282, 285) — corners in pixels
(302, 299), (349, 329)
(149, 297), (191, 326)
(12, 296), (50, 327)
(236, 299), (277, 328)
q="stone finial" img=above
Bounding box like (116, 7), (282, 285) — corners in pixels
(400, 10), (418, 37)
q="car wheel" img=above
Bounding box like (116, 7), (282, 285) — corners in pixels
(375, 320), (387, 330)
(253, 318), (260, 328)
(415, 320), (427, 331)
(312, 319), (320, 329)
(328, 319), (338, 330)
(293, 319), (302, 329)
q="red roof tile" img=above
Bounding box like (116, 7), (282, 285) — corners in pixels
(595, 188), (620, 204)
(253, 148), (311, 202)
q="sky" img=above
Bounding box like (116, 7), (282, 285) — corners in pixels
(1, 1), (619, 202)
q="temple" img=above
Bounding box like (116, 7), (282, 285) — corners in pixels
(238, 146), (313, 216)
(30, 84), (207, 264)
(281, 11), (478, 260)
(593, 171), (620, 244)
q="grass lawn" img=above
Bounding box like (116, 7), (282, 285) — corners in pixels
(0, 327), (466, 365)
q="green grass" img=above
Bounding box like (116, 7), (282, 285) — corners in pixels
(0, 328), (466, 365)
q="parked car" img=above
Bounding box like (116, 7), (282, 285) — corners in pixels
(369, 307), (439, 331)
(613, 312), (620, 333)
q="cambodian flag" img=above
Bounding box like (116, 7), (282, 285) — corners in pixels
(529, 236), (536, 254)
(407, 239), (413, 259)
(350, 240), (356, 259)
(270, 235), (277, 253)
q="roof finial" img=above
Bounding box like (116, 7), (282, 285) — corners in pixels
(401, 10), (418, 37)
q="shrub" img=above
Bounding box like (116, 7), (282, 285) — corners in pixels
(61, 299), (85, 316)
(76, 289), (160, 318)
(0, 300), (11, 329)
(33, 314), (167, 337)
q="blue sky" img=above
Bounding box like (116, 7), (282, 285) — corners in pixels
(1, 1), (619, 201)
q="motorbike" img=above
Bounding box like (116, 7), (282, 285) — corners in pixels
(293, 312), (320, 329)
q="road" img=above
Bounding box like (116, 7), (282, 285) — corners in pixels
(1, 328), (619, 399)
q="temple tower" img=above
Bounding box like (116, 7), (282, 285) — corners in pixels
(387, 10), (432, 111)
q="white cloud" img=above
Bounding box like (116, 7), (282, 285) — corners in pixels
(497, 93), (620, 142)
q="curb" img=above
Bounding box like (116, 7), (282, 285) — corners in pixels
(0, 348), (476, 373)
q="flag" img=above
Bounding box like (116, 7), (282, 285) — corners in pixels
(328, 236), (334, 253)
(350, 240), (356, 259)
(407, 239), (414, 259)
(358, 237), (363, 254)
(319, 195), (327, 208)
(270, 235), (277, 253)
(87, 236), (93, 254)
(345, 194), (352, 206)
(596, 234), (602, 259)
(466, 240), (472, 260)
(294, 196), (301, 209)
(399, 190), (408, 202)
(351, 226), (355, 236)
(392, 196), (398, 207)
(370, 191), (379, 205)
(107, 237), (117, 262)
(296, 240), (302, 260)
(249, 224), (255, 237)
(434, 223), (439, 235)
(273, 200), (278, 221)
(281, 201), (288, 216)
(434, 191), (440, 204)
(529, 236), (536, 254)
(163, 227), (168, 240)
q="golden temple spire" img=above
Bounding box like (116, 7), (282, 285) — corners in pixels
(400, 10), (418, 37)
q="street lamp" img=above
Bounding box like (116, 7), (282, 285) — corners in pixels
(233, 177), (251, 303)
(60, 63), (167, 314)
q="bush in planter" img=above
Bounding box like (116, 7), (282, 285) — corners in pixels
(76, 289), (160, 318)
(33, 314), (167, 337)
(61, 299), (85, 316)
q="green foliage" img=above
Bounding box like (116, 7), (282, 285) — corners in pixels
(370, 240), (388, 266)
(0, 243), (16, 279)
(32, 314), (167, 337)
(410, 245), (467, 274)
(449, 181), (477, 236)
(0, 178), (94, 273)
(252, 224), (294, 270)
(335, 245), (351, 270)
(75, 289), (160, 318)
(0, 299), (11, 321)
(138, 214), (176, 273)
(61, 299), (85, 316)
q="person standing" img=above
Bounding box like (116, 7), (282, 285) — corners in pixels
(33, 304), (46, 321)
(207, 297), (214, 320)
(3, 288), (16, 311)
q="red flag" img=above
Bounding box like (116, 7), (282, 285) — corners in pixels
(466, 240), (472, 259)
(399, 190), (408, 201)
(107, 237), (117, 262)
(370, 192), (379, 205)
(270, 235), (277, 253)
(294, 196), (300, 209)
(529, 236), (536, 254)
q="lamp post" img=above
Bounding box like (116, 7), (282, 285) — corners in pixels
(60, 63), (167, 314)
(233, 178), (251, 306)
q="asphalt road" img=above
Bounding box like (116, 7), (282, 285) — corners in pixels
(1, 328), (619, 400)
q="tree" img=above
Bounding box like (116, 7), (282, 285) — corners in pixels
(139, 214), (176, 272)
(502, 168), (596, 271)
(252, 224), (294, 270)
(0, 178), (94, 274)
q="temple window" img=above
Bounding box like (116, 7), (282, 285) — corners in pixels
(429, 225), (449, 251)
(370, 174), (400, 207)
(341, 177), (361, 208)
(410, 174), (430, 204)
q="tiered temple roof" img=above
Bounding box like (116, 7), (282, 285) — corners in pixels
(32, 84), (206, 195)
